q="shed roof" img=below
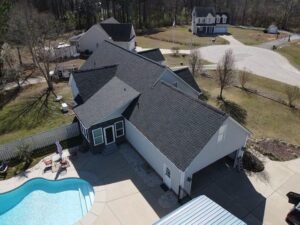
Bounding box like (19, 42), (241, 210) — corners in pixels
(154, 195), (247, 225)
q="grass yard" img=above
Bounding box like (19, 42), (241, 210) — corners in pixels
(137, 26), (229, 49)
(196, 71), (300, 145)
(164, 54), (213, 68)
(228, 26), (288, 45)
(277, 41), (300, 70)
(0, 82), (74, 144)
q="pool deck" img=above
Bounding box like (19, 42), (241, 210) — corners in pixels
(0, 143), (179, 225)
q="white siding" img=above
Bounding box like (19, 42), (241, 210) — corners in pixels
(68, 75), (79, 99)
(160, 70), (200, 98)
(78, 25), (109, 53)
(183, 117), (249, 193)
(125, 119), (183, 194)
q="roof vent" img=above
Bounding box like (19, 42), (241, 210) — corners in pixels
(124, 88), (127, 91)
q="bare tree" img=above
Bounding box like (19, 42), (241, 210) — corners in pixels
(188, 50), (203, 77)
(239, 69), (250, 90)
(0, 43), (23, 89)
(216, 49), (235, 100)
(285, 86), (300, 107)
(7, 2), (63, 93)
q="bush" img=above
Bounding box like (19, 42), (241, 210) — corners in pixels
(243, 151), (264, 172)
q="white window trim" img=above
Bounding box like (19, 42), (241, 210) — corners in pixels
(92, 128), (104, 146)
(104, 125), (115, 145)
(80, 122), (89, 142)
(114, 121), (125, 138)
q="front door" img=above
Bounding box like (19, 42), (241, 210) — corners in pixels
(104, 126), (115, 145)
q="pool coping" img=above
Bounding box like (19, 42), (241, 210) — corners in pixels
(0, 154), (101, 225)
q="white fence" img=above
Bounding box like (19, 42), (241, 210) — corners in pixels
(0, 122), (80, 161)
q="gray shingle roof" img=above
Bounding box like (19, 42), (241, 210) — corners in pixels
(72, 65), (118, 102)
(172, 67), (201, 92)
(193, 7), (216, 17)
(74, 77), (140, 128)
(138, 48), (165, 63)
(126, 81), (228, 171)
(100, 23), (135, 42)
(81, 41), (166, 93)
(101, 17), (119, 24)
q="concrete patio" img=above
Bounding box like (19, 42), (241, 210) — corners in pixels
(0, 142), (299, 225)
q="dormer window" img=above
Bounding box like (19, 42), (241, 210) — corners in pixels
(216, 15), (221, 23)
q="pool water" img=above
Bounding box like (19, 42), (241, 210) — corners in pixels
(0, 178), (94, 225)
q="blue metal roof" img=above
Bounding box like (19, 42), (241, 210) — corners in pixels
(153, 195), (247, 225)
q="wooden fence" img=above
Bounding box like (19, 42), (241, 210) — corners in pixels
(0, 122), (80, 161)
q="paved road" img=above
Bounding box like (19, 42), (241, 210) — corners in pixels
(257, 34), (300, 49)
(3, 77), (46, 91)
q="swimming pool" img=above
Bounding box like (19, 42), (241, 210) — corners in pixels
(0, 178), (94, 225)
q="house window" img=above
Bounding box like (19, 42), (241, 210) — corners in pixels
(114, 121), (124, 138)
(92, 128), (104, 146)
(217, 125), (227, 143)
(216, 16), (221, 23)
(222, 16), (227, 24)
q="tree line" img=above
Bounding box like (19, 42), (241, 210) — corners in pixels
(30, 0), (300, 32)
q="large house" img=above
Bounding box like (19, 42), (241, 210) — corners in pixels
(192, 7), (228, 35)
(69, 41), (250, 198)
(69, 17), (136, 53)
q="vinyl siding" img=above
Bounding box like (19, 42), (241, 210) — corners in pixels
(184, 117), (249, 193)
(125, 119), (183, 194)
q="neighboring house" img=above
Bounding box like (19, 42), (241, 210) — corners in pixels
(69, 41), (250, 198)
(69, 17), (136, 53)
(137, 48), (165, 64)
(191, 7), (229, 35)
(154, 195), (246, 225)
(267, 24), (278, 34)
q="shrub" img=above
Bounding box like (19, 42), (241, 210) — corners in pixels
(243, 151), (264, 172)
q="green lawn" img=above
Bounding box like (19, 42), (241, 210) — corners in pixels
(137, 26), (228, 49)
(164, 54), (213, 68)
(196, 72), (300, 145)
(228, 26), (288, 45)
(278, 41), (300, 70)
(0, 83), (74, 144)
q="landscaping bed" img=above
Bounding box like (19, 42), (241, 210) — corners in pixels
(249, 138), (300, 161)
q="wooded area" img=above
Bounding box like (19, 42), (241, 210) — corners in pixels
(1, 0), (299, 36)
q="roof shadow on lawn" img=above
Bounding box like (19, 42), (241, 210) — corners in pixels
(191, 157), (266, 225)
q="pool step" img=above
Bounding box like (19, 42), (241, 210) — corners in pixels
(78, 184), (94, 216)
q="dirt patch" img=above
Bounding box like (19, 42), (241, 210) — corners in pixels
(249, 138), (300, 161)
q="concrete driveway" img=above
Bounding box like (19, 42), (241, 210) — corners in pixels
(199, 43), (300, 87)
(191, 156), (300, 225)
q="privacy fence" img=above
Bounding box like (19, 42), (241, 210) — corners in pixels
(0, 122), (80, 161)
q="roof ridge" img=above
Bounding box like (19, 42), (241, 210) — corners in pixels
(103, 40), (166, 69)
(160, 81), (227, 117)
(75, 64), (118, 73)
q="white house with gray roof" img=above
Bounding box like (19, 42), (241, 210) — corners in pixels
(192, 7), (229, 35)
(69, 40), (250, 198)
(69, 17), (136, 53)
